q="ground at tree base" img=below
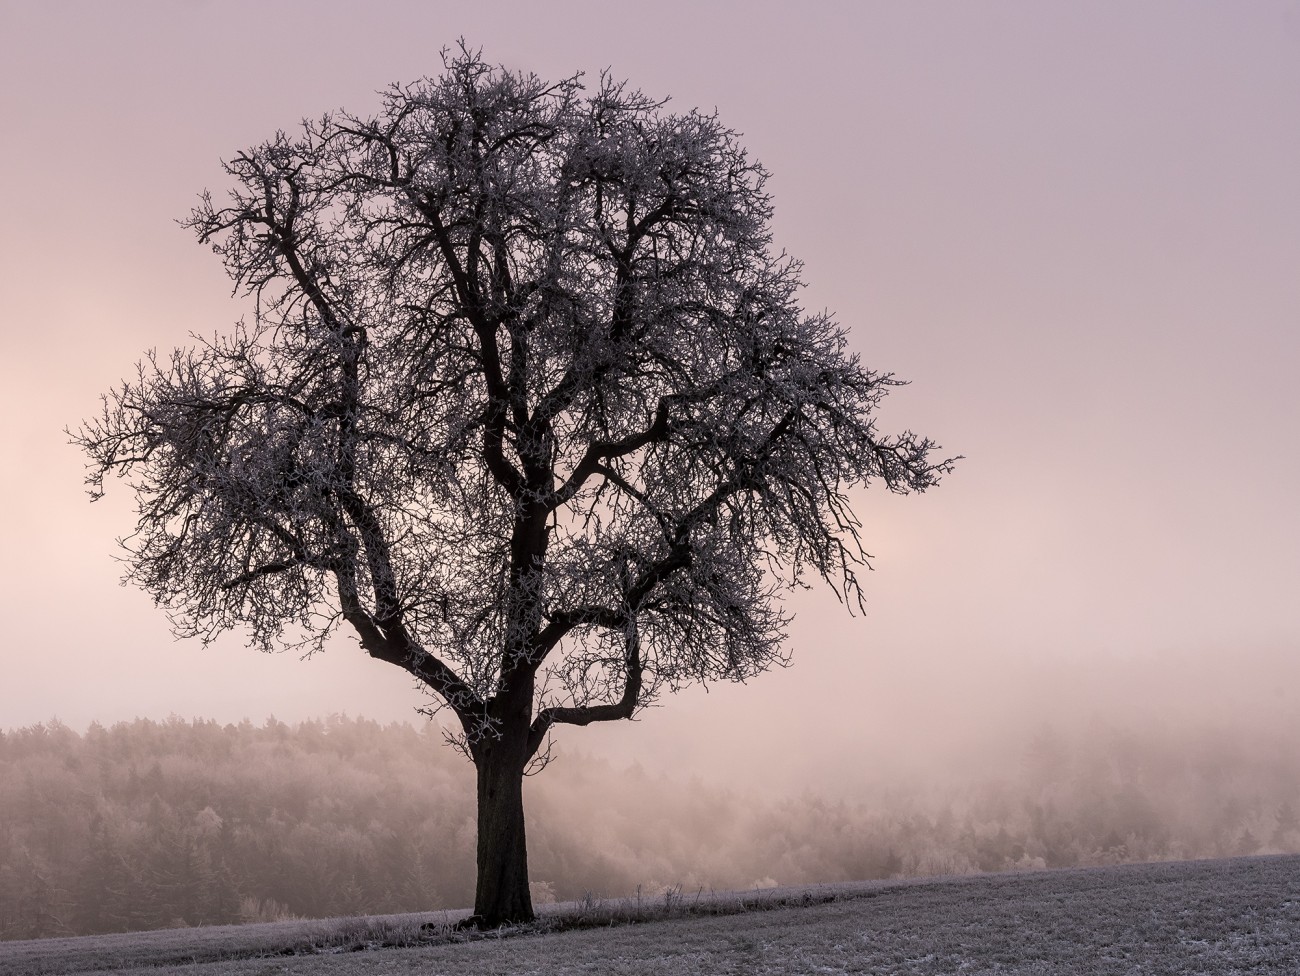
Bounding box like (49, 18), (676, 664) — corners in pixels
(3, 855), (1296, 975)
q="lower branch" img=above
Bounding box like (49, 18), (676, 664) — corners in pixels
(334, 567), (483, 725)
(526, 632), (643, 759)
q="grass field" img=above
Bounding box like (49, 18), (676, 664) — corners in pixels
(3, 855), (1296, 975)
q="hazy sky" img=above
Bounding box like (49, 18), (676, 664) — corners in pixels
(1, 1), (1297, 795)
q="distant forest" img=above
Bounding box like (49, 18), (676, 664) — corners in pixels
(2, 715), (1297, 940)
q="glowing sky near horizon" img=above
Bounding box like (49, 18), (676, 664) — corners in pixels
(1, 1), (1297, 794)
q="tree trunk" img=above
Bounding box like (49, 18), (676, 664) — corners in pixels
(471, 740), (534, 927)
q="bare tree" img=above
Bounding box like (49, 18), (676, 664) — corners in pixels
(73, 45), (954, 927)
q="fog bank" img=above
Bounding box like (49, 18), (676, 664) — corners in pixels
(3, 706), (1297, 939)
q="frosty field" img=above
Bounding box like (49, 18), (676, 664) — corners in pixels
(4, 855), (1296, 975)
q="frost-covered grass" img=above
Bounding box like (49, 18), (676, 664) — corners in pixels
(4, 855), (1297, 974)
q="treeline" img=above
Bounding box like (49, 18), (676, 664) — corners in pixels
(1, 715), (1297, 940)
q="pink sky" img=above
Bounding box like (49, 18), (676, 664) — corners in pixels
(1, 1), (1297, 794)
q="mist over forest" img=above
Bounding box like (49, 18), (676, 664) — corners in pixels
(2, 710), (1298, 941)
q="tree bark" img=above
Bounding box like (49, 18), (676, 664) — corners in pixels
(470, 736), (534, 927)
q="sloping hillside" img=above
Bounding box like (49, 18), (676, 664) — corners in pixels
(3, 855), (1296, 975)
